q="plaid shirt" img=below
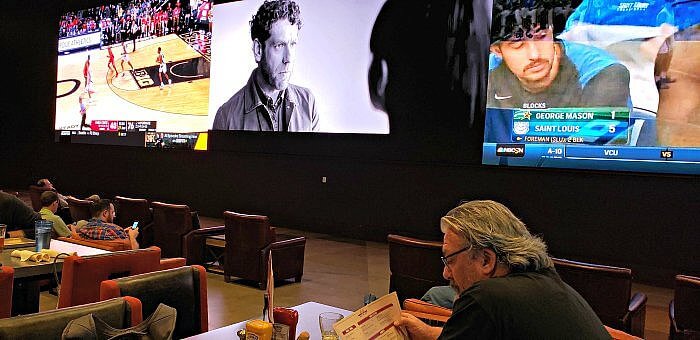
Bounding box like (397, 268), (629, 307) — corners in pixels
(78, 218), (128, 240)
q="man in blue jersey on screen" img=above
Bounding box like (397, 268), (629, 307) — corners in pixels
(212, 0), (319, 132)
(487, 3), (631, 110)
(485, 0), (659, 146)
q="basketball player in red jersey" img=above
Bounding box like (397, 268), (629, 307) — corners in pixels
(120, 41), (135, 77)
(107, 46), (117, 78)
(83, 55), (95, 100)
(156, 46), (172, 89)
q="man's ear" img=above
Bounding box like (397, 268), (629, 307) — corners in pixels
(368, 55), (388, 113)
(253, 39), (263, 63)
(490, 44), (502, 58)
(479, 248), (499, 274)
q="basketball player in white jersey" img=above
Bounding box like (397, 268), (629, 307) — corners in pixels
(120, 41), (135, 77)
(156, 46), (172, 89)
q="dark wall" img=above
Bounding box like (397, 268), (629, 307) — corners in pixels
(1, 0), (698, 287)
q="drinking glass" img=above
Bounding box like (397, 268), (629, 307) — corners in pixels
(0, 224), (6, 251)
(319, 312), (343, 340)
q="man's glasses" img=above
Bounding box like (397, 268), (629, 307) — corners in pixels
(441, 244), (473, 267)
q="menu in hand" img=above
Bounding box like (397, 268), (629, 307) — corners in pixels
(332, 292), (408, 340)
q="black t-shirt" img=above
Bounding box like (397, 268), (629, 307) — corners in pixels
(438, 268), (611, 340)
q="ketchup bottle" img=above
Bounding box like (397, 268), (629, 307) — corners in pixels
(273, 307), (299, 340)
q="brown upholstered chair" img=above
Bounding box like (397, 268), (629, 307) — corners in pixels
(222, 211), (306, 289)
(57, 246), (185, 308)
(101, 265), (209, 338)
(0, 266), (14, 319)
(669, 274), (700, 339)
(149, 201), (199, 259)
(0, 297), (142, 339)
(552, 257), (647, 337)
(114, 196), (153, 234)
(67, 196), (92, 222)
(28, 185), (51, 211)
(387, 234), (449, 304)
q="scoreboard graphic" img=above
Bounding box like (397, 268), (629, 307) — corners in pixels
(509, 107), (630, 145)
(483, 107), (700, 174)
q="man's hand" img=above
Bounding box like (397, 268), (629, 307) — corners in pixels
(394, 312), (442, 340)
(127, 227), (140, 250)
(127, 227), (139, 239)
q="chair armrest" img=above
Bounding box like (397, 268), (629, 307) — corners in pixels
(403, 298), (452, 317)
(625, 292), (647, 338)
(604, 325), (643, 340)
(402, 299), (452, 325)
(266, 236), (306, 251)
(182, 226), (225, 265)
(159, 257), (186, 270)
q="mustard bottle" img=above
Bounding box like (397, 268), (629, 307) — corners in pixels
(245, 319), (273, 340)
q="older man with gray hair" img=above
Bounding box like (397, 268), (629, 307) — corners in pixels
(396, 200), (610, 339)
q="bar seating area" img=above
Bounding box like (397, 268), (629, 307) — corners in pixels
(1, 0), (698, 337)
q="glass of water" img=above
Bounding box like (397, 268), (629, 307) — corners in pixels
(319, 312), (343, 340)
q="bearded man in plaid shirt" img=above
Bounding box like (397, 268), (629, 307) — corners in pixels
(78, 199), (140, 250)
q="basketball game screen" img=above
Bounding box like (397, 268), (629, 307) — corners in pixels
(482, 0), (700, 175)
(55, 0), (213, 150)
(55, 0), (389, 152)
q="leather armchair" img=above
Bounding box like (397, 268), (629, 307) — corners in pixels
(66, 196), (92, 222)
(57, 246), (185, 308)
(0, 266), (14, 319)
(223, 211), (306, 289)
(552, 257), (647, 337)
(387, 234), (449, 304)
(0, 297), (142, 339)
(100, 265), (208, 338)
(114, 196), (153, 243)
(669, 274), (700, 340)
(149, 201), (199, 258)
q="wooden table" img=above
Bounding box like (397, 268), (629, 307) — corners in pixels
(1, 239), (110, 315)
(185, 301), (352, 340)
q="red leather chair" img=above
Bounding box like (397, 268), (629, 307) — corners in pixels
(669, 274), (700, 339)
(222, 211), (306, 289)
(0, 266), (14, 319)
(57, 246), (185, 308)
(67, 196), (92, 222)
(149, 201), (199, 258)
(101, 265), (208, 338)
(387, 234), (449, 304)
(0, 297), (142, 339)
(552, 257), (647, 337)
(114, 196), (153, 241)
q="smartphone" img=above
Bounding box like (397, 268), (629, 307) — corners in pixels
(130, 221), (139, 229)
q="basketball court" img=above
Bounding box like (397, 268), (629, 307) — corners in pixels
(56, 33), (210, 133)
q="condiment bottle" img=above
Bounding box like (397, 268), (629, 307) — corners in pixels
(273, 307), (299, 340)
(245, 319), (273, 340)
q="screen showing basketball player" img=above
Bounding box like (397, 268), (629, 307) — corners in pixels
(481, 0), (700, 175)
